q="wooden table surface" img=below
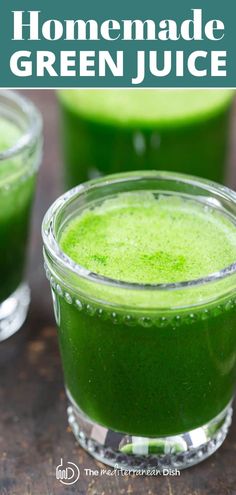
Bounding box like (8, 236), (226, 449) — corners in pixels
(0, 90), (236, 495)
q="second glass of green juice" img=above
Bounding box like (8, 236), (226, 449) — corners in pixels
(43, 171), (236, 471)
(0, 91), (42, 341)
(58, 89), (234, 187)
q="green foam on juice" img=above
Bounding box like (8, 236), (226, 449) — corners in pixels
(59, 193), (236, 285)
(0, 117), (22, 152)
(0, 116), (23, 184)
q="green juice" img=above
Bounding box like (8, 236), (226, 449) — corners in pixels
(58, 89), (234, 187)
(56, 192), (236, 437)
(0, 117), (36, 302)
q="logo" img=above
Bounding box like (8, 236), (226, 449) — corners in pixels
(56, 458), (80, 485)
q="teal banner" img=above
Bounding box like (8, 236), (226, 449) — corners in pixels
(0, 0), (235, 87)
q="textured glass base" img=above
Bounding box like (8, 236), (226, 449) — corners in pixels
(0, 283), (30, 342)
(68, 399), (232, 471)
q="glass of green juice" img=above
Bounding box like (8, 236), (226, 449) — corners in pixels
(0, 91), (42, 341)
(58, 90), (234, 188)
(42, 171), (236, 471)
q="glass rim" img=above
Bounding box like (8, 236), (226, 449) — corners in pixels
(0, 90), (42, 161)
(42, 170), (236, 292)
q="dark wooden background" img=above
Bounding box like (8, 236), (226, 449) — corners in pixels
(0, 90), (236, 495)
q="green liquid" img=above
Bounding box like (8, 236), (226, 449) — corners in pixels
(55, 192), (236, 436)
(0, 117), (36, 302)
(58, 89), (234, 187)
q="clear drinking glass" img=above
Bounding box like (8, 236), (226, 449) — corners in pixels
(0, 91), (42, 341)
(42, 171), (236, 471)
